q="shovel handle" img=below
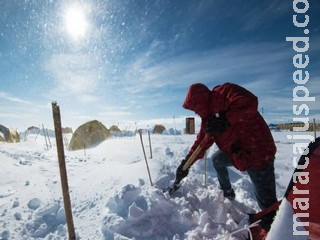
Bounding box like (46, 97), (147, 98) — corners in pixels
(169, 135), (209, 194)
(182, 144), (203, 171)
(168, 144), (203, 195)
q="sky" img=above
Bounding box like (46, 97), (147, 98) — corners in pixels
(1, 0), (320, 131)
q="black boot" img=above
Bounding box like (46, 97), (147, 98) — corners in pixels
(223, 188), (235, 200)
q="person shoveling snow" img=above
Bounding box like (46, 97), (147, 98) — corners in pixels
(170, 82), (278, 231)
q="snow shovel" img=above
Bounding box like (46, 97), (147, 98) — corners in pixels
(165, 144), (203, 195)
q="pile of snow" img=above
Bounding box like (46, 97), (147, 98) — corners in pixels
(267, 198), (307, 240)
(162, 128), (182, 135)
(0, 131), (314, 239)
(102, 182), (253, 239)
(111, 131), (136, 138)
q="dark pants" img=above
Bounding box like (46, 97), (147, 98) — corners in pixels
(212, 150), (277, 209)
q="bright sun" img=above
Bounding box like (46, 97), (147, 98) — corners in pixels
(64, 5), (89, 41)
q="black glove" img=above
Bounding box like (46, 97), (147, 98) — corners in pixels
(205, 111), (230, 135)
(175, 158), (190, 184)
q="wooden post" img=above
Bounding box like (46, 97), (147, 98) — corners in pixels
(43, 124), (52, 149)
(204, 152), (208, 188)
(42, 124), (49, 150)
(63, 133), (69, 150)
(52, 102), (76, 240)
(204, 152), (207, 188)
(148, 130), (153, 159)
(46, 129), (52, 149)
(35, 127), (40, 140)
(138, 130), (153, 186)
(314, 118), (317, 139)
(24, 129), (28, 142)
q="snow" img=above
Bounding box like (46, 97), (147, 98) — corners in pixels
(0, 130), (317, 239)
(266, 198), (307, 240)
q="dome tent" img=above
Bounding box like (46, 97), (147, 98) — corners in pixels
(69, 120), (111, 151)
(0, 124), (20, 143)
(153, 124), (166, 134)
(109, 125), (121, 132)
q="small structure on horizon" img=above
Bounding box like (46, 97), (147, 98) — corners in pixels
(185, 117), (195, 134)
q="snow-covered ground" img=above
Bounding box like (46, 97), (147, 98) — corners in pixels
(0, 130), (317, 240)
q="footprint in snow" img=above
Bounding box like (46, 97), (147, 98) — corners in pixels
(165, 147), (174, 157)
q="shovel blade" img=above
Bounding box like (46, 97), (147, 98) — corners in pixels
(163, 182), (180, 196)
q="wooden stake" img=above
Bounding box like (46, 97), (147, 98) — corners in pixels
(42, 124), (49, 150)
(35, 127), (40, 140)
(42, 124), (52, 149)
(148, 130), (153, 159)
(52, 102), (76, 240)
(313, 118), (317, 139)
(139, 130), (153, 186)
(204, 152), (207, 188)
(46, 129), (52, 149)
(63, 133), (69, 150)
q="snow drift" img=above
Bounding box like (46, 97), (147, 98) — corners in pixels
(0, 131), (317, 239)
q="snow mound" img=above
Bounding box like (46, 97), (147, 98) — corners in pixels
(162, 128), (182, 135)
(0, 131), (304, 239)
(25, 200), (66, 238)
(102, 183), (251, 239)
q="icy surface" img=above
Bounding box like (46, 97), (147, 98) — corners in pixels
(0, 131), (314, 239)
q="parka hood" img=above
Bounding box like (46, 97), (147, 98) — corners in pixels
(183, 83), (211, 118)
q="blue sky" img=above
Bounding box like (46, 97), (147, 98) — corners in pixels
(1, 0), (320, 131)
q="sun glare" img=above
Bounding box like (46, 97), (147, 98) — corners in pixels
(64, 5), (89, 41)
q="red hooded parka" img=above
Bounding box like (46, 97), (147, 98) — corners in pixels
(183, 82), (276, 171)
